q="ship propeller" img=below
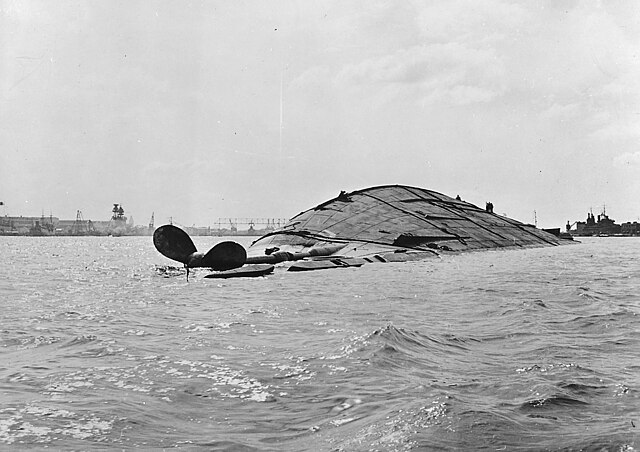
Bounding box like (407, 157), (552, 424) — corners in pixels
(153, 225), (247, 276)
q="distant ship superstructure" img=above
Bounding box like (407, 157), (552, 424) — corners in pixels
(568, 208), (640, 236)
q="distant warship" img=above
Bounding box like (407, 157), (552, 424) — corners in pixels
(568, 208), (640, 237)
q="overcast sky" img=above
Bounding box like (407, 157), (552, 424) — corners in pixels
(1, 0), (639, 228)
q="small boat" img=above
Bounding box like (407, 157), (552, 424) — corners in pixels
(153, 185), (574, 278)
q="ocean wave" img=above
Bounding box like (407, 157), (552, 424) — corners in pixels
(0, 403), (114, 446)
(0, 334), (62, 349)
(566, 309), (637, 326)
(344, 324), (483, 379)
(323, 397), (450, 452)
(59, 335), (99, 347)
(557, 381), (608, 396)
(520, 393), (589, 410)
(193, 440), (263, 451)
(545, 437), (636, 452)
(369, 324), (478, 353)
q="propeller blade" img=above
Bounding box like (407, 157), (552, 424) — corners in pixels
(153, 225), (197, 264)
(202, 241), (247, 271)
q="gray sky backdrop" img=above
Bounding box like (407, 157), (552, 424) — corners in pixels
(2, 0), (639, 228)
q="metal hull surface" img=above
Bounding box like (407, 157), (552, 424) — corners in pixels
(245, 185), (571, 267)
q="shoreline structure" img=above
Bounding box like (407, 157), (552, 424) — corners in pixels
(0, 204), (286, 237)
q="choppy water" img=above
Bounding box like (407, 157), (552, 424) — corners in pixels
(1, 235), (638, 451)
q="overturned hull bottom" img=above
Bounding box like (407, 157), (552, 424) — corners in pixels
(153, 185), (575, 279)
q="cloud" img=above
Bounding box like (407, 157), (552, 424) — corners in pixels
(540, 102), (582, 122)
(414, 0), (529, 42)
(528, 3), (640, 142)
(288, 1), (639, 117)
(590, 120), (640, 141)
(613, 151), (640, 169)
(288, 1), (529, 108)
(334, 42), (505, 106)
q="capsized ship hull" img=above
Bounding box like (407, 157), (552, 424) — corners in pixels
(243, 185), (571, 270)
(153, 185), (573, 277)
